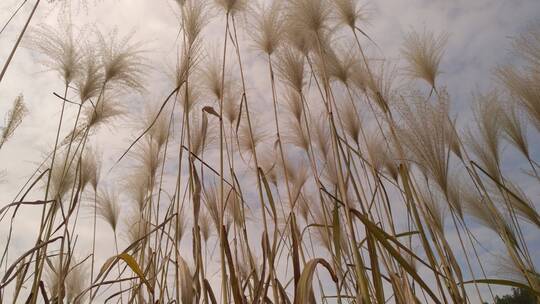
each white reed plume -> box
[82,98,124,130]
[466,91,503,181]
[214,0,247,15]
[143,103,171,149]
[182,0,209,47]
[179,85,202,113]
[125,212,149,245]
[248,0,285,55]
[283,89,303,123]
[133,137,163,184]
[397,94,456,208]
[497,66,540,131]
[97,29,147,90]
[333,0,370,30]
[286,0,331,41]
[0,94,27,150]
[365,62,395,113]
[96,186,121,231]
[200,49,230,101]
[124,168,150,212]
[46,153,75,202]
[364,132,398,180]
[75,47,104,103]
[190,111,210,156]
[222,84,242,124]
[285,117,309,152]
[81,147,101,191]
[238,115,267,156]
[339,101,361,144]
[26,23,82,85]
[177,255,195,304]
[275,47,306,93]
[199,210,214,243]
[500,101,530,159]
[512,23,540,69]
[401,30,448,89]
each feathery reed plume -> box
[96,186,121,231]
[283,89,303,123]
[418,186,446,235]
[275,48,306,93]
[339,101,361,144]
[97,29,147,90]
[190,111,210,156]
[466,91,503,181]
[81,147,101,191]
[177,256,195,304]
[496,66,540,131]
[317,42,357,85]
[401,30,448,88]
[182,0,208,47]
[173,43,201,90]
[203,182,232,230]
[180,85,202,113]
[177,212,188,243]
[238,115,266,156]
[286,0,331,40]
[199,210,214,243]
[397,94,457,210]
[75,47,104,103]
[512,23,540,69]
[364,132,398,180]
[248,1,284,55]
[133,137,163,183]
[365,62,395,112]
[222,85,242,124]
[143,103,170,149]
[491,181,540,228]
[200,49,230,100]
[313,115,330,157]
[46,153,75,202]
[500,101,530,159]
[214,0,247,14]
[285,117,310,152]
[124,169,150,212]
[125,212,149,245]
[282,157,309,205]
[26,23,82,85]
[0,94,27,150]
[333,0,370,30]
[65,259,88,303]
[82,98,124,130]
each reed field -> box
[0,0,539,303]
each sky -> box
[0,0,539,303]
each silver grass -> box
[82,99,124,130]
[248,0,285,55]
[497,66,540,131]
[143,104,170,149]
[125,213,149,245]
[401,30,448,88]
[96,186,121,231]
[199,210,214,243]
[339,101,361,144]
[285,117,309,152]
[397,95,454,203]
[365,62,395,113]
[275,47,306,93]
[283,89,303,123]
[490,181,540,228]
[81,147,101,191]
[0,95,27,149]
[222,84,242,124]
[97,29,147,90]
[47,153,75,202]
[512,24,540,70]
[333,0,369,29]
[200,50,230,101]
[286,0,331,40]
[124,169,150,212]
[214,0,247,14]
[65,259,88,303]
[238,115,266,156]
[190,111,210,156]
[203,182,232,230]
[313,115,330,158]
[501,101,530,159]
[177,256,194,304]
[364,132,398,180]
[133,137,163,183]
[27,23,82,85]
[180,85,202,113]
[182,0,208,47]
[75,47,104,103]
[466,91,503,181]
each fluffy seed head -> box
[401,30,448,88]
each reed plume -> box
[401,30,448,89]
[0,94,27,150]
